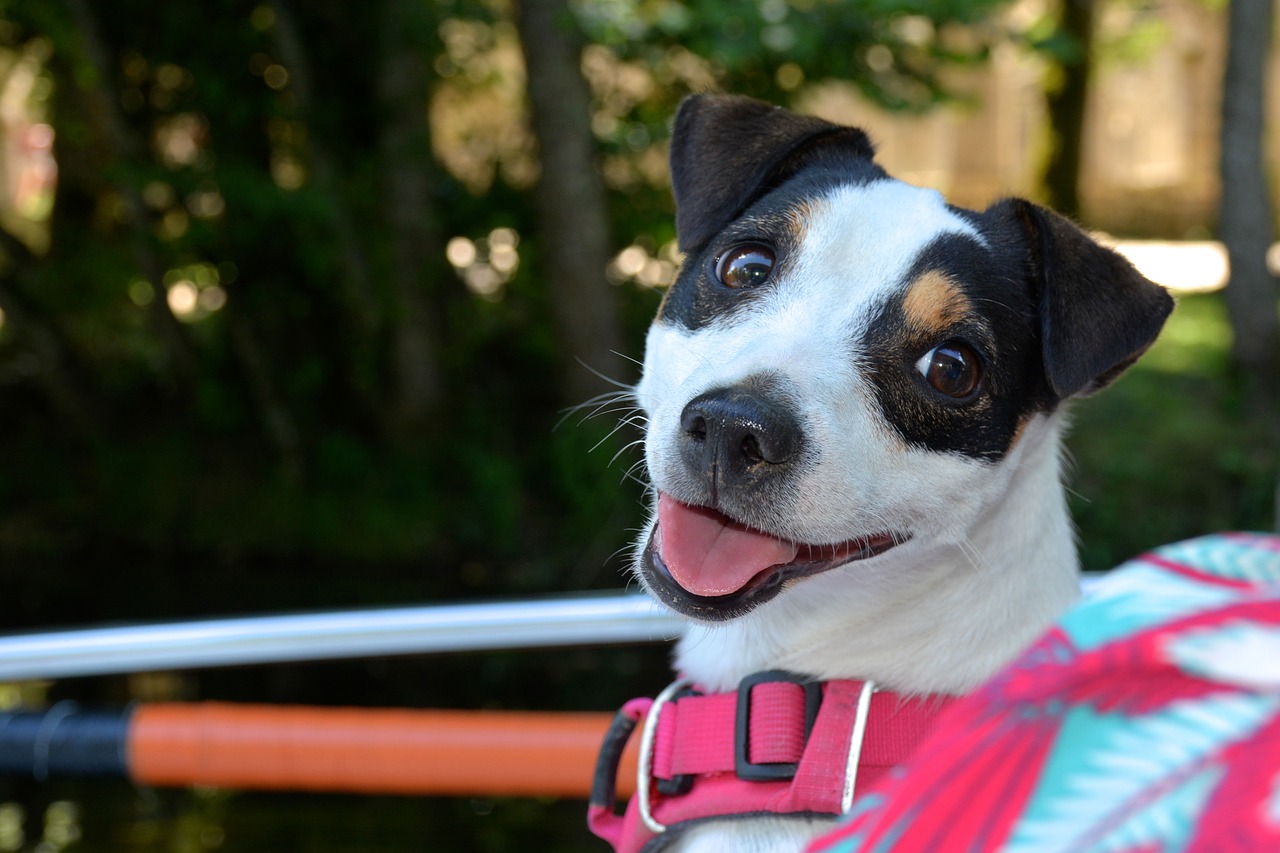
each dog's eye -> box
[715,244,775,289]
[916,342,982,398]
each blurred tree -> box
[0,0,1092,642]
[1218,0,1280,533]
[574,0,1010,118]
[3,0,1221,615]
[0,229,101,438]
[1218,0,1280,398]
[515,0,627,402]
[65,0,202,393]
[377,0,448,437]
[2,0,1274,848]
[1040,0,1093,218]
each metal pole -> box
[0,702,641,799]
[0,592,683,681]
[0,579,1104,682]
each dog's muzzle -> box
[640,514,902,621]
[641,386,905,621]
[678,386,803,495]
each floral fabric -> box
[806,533,1280,853]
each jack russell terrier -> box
[589,94,1173,853]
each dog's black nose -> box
[680,388,802,485]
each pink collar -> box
[589,671,956,853]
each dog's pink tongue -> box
[657,494,800,597]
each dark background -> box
[0,0,1276,849]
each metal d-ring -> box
[840,679,877,813]
[636,676,694,835]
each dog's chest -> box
[670,816,834,852]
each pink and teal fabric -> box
[806,532,1280,853]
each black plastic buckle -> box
[734,670,823,782]
[654,683,702,796]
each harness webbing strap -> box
[589,672,957,853]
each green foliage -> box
[576,0,1005,111]
[0,0,1268,715]
[1068,294,1277,572]
[0,1,1273,849]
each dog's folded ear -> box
[989,198,1174,400]
[669,94,876,254]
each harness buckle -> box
[734,670,823,782]
[636,677,695,835]
[840,679,877,812]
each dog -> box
[620,94,1173,852]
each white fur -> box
[673,816,837,852]
[631,180,1082,851]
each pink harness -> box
[589,671,956,852]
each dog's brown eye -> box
[916,342,981,398]
[715,244,775,289]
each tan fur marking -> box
[786,201,813,244]
[903,271,974,333]
[1009,413,1030,450]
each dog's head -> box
[633,94,1172,622]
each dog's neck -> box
[672,414,1081,696]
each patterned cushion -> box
[806,533,1280,853]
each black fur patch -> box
[659,95,1172,462]
[669,94,879,255]
[658,164,885,331]
[661,94,885,331]
[862,233,1054,461]
[989,199,1174,398]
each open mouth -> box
[640,493,905,620]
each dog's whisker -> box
[555,390,636,429]
[619,470,651,490]
[586,398,639,414]
[561,387,632,412]
[590,407,646,428]
[606,541,638,568]
[608,439,646,470]
[621,474,650,491]
[583,400,640,423]
[573,357,638,391]
[611,449,647,481]
[593,416,645,439]
[590,411,640,436]
[580,399,639,424]
[589,428,629,455]
[609,349,645,368]
[955,537,993,576]
[589,416,648,454]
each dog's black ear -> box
[990,198,1173,399]
[669,94,876,254]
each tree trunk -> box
[0,232,101,440]
[269,0,382,338]
[378,0,447,437]
[1042,0,1094,219]
[1219,0,1280,391]
[270,0,395,434]
[65,0,200,392]
[514,0,628,405]
[225,307,304,482]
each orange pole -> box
[129,703,639,799]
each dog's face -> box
[633,95,1172,622]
